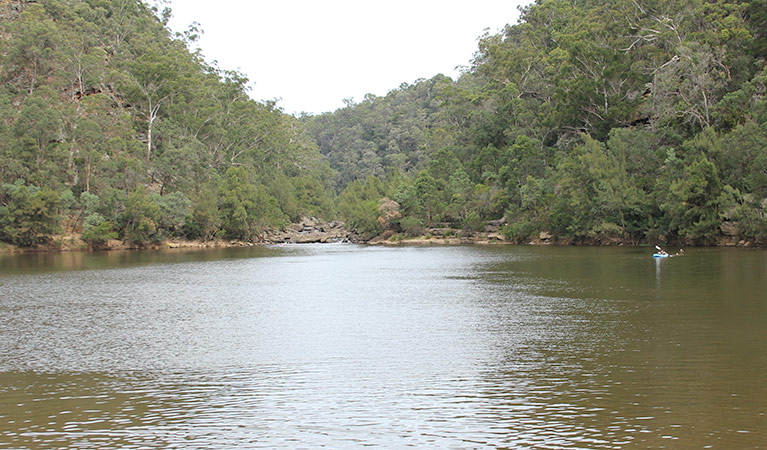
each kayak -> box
[653,253,670,258]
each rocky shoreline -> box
[0,217,761,254]
[0,217,359,254]
[261,217,355,244]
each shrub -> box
[399,216,425,236]
[81,214,117,249]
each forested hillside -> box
[313,0,767,245]
[2,0,767,248]
[0,0,335,247]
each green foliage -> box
[398,216,425,236]
[183,184,220,240]
[393,180,420,216]
[306,75,454,189]
[663,153,725,242]
[337,176,390,237]
[219,167,286,240]
[120,187,161,244]
[0,0,337,245]
[501,218,537,243]
[2,0,767,247]
[722,188,767,240]
[550,136,645,242]
[79,191,100,216]
[156,191,191,237]
[414,171,443,226]
[265,171,300,222]
[0,181,61,246]
[290,175,337,220]
[81,213,117,248]
[462,211,484,232]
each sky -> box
[166,1,526,115]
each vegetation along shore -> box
[1,0,766,252]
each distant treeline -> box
[1,0,766,248]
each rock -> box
[720,221,739,236]
[539,231,553,241]
[301,217,319,227]
[297,234,321,244]
[262,219,353,244]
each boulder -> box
[720,221,739,236]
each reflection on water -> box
[1,245,766,448]
[0,246,281,275]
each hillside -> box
[2,0,767,249]
[309,0,767,246]
[0,0,335,248]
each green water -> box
[1,244,765,448]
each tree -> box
[156,191,191,237]
[13,87,62,171]
[120,187,161,244]
[81,213,117,249]
[337,175,390,237]
[219,166,285,240]
[118,48,180,165]
[0,181,60,246]
[6,4,60,93]
[184,183,220,240]
[551,135,646,241]
[663,153,724,242]
[415,171,442,226]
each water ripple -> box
[1,245,766,448]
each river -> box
[1,244,765,448]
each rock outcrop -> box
[262,217,352,244]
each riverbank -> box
[368,227,762,247]
[0,217,357,254]
[1,219,761,253]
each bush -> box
[501,219,537,243]
[120,188,161,244]
[0,181,60,246]
[462,211,484,231]
[398,216,425,236]
[81,214,117,249]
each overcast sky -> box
[166,1,526,115]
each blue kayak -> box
[653,253,670,258]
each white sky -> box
[167,1,526,115]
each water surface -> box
[1,245,765,448]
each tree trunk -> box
[146,122,152,165]
[85,157,91,192]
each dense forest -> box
[0,0,335,248]
[1,0,766,248]
[310,0,767,245]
